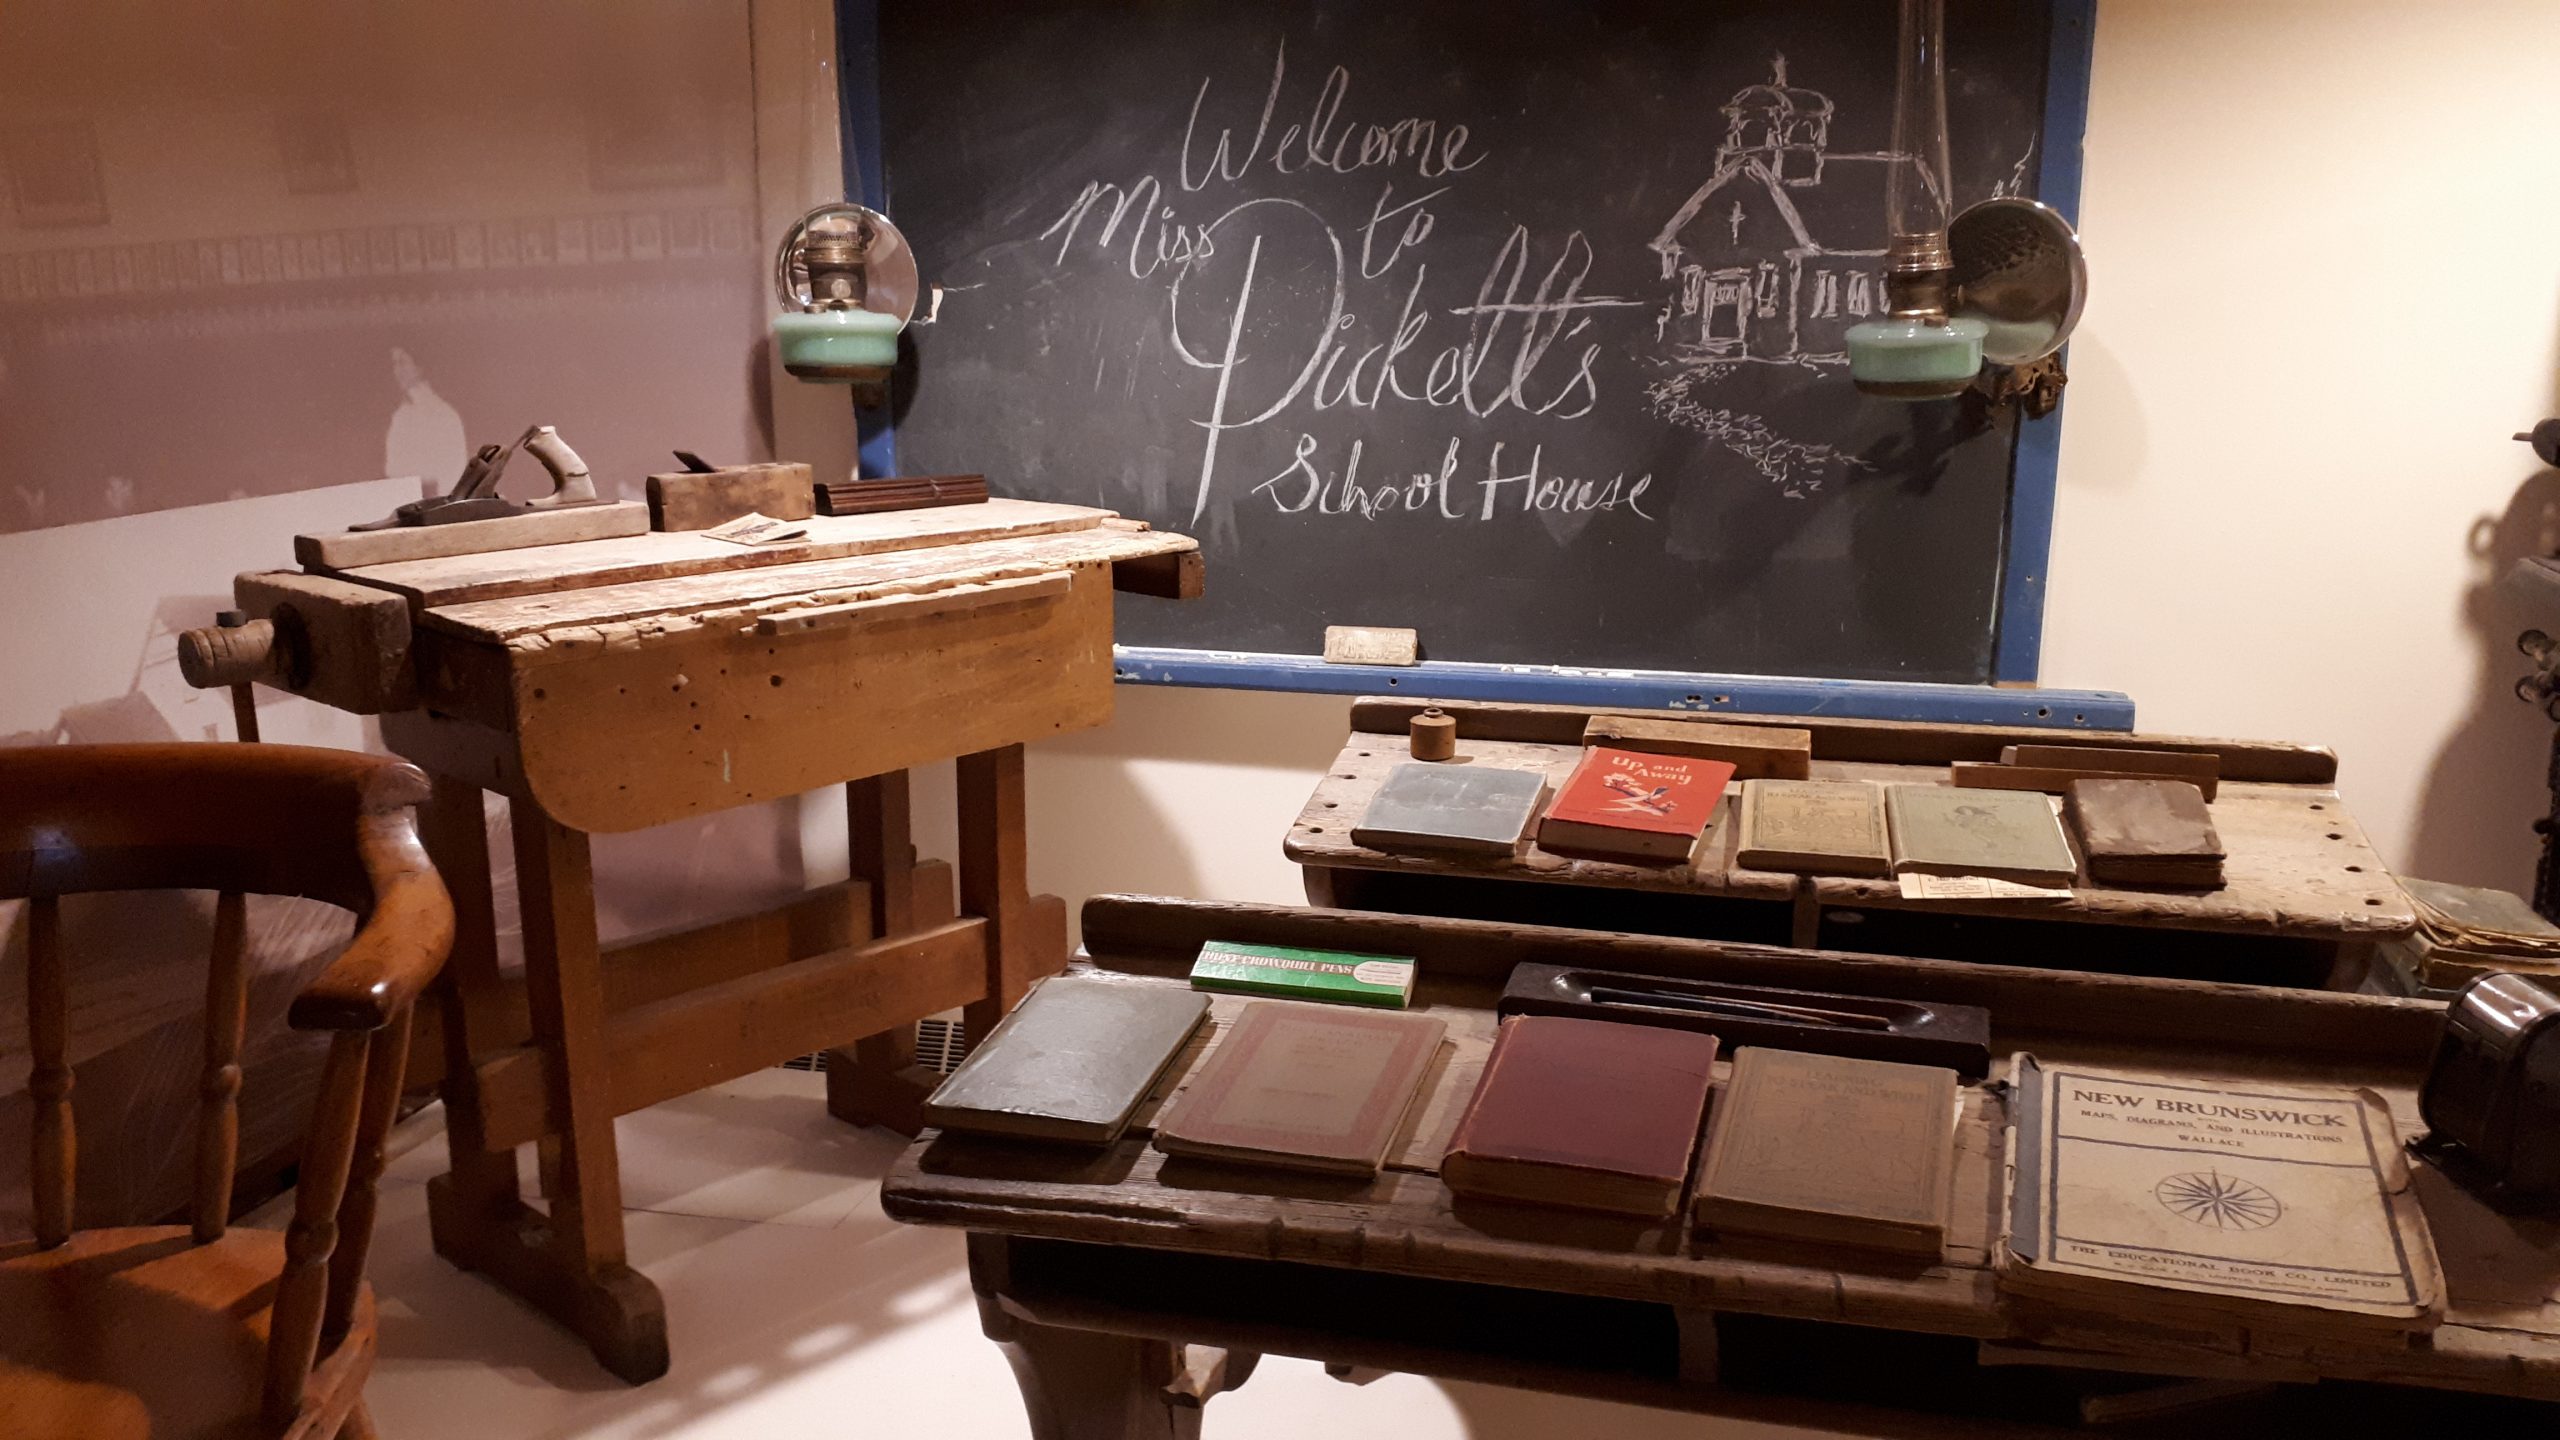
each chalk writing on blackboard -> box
[1036,39,1673,544]
[883,0,2056,680]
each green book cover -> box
[1188,940,1417,1008]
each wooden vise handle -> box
[754,571,1073,637]
[178,617,290,689]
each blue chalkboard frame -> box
[836,0,2127,730]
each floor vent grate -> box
[778,1016,972,1076]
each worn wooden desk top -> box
[292,499,1200,832]
[311,498,1194,648]
[1283,700,2414,944]
[884,897,2559,1401]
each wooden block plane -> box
[645,462,815,532]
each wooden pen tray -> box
[1497,961,1993,1077]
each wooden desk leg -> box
[828,772,930,1133]
[960,746,1040,1045]
[970,1235,1204,1440]
[425,791,667,1385]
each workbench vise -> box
[176,572,416,715]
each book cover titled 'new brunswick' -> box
[2001,1057,2442,1331]
[1536,747,1736,863]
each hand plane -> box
[353,424,602,530]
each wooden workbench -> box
[884,897,2560,1438]
[189,498,1199,1382]
[1288,699,2415,987]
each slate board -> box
[877,0,2062,683]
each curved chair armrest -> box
[289,807,456,1031]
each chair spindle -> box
[324,1004,414,1345]
[194,890,251,1243]
[28,894,73,1249]
[260,1030,369,1428]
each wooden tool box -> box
[180,497,1201,1382]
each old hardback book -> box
[1999,1056,2444,1332]
[921,977,1209,1146]
[1189,939,1416,1008]
[1733,779,1892,877]
[1694,1049,1957,1256]
[1152,1002,1447,1175]
[2391,877,2560,991]
[1352,763,1548,856]
[1580,715,1812,780]
[1885,785,2078,886]
[1535,747,1735,863]
[2068,778,2225,887]
[1440,1015,1718,1217]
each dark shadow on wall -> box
[1027,685,1354,944]
[2404,468,2560,895]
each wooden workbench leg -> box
[827,772,931,1133]
[427,793,667,1385]
[514,803,666,1381]
[970,1235,1205,1440]
[959,746,1045,1045]
[419,779,524,1228]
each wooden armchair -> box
[0,743,453,1440]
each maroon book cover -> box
[1153,1003,1448,1175]
[1441,1015,1719,1216]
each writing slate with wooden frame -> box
[840,0,2122,728]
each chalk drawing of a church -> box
[1648,56,1892,369]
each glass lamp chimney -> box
[1847,0,1985,399]
[1885,0,1953,270]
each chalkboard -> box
[872,0,2074,688]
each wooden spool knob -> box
[177,617,287,690]
[1408,707,1457,762]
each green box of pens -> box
[1188,940,1417,1008]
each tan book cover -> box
[1152,1002,1447,1176]
[2000,1057,2443,1332]
[1734,779,1893,876]
[1694,1049,1957,1256]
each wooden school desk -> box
[1288,699,2416,988]
[179,498,1200,1381]
[883,896,2560,1440]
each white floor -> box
[304,1070,1856,1440]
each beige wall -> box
[0,1,769,530]
[2044,0,2560,894]
[1008,0,2560,914]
